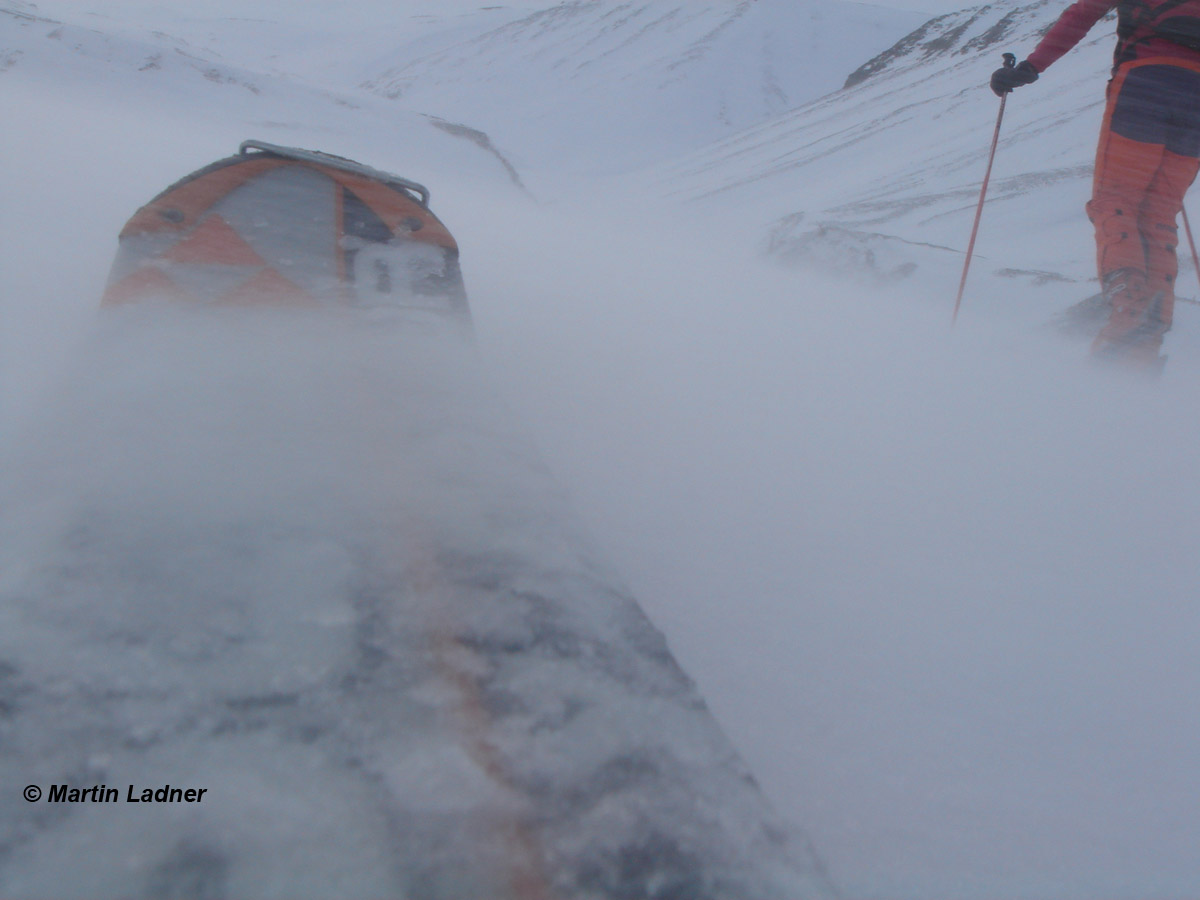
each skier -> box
[991,0,1200,366]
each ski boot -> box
[1090,269,1170,373]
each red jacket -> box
[1028,0,1200,71]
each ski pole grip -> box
[1002,52,1016,68]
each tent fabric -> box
[103,146,466,316]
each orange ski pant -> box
[1087,59,1200,335]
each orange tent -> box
[103,140,469,320]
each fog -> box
[10,182,1195,897]
[464,193,1200,898]
[3,5,1200,898]
[1,301,840,896]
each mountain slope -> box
[0,2,524,189]
[359,0,928,174]
[652,0,1122,304]
[22,0,544,86]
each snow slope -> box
[4,1,1200,899]
[356,0,929,174]
[0,308,834,899]
[25,0,546,89]
[653,0,1127,318]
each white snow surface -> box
[3,1,1200,898]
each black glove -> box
[990,59,1039,96]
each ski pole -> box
[953,53,1014,325]
[1182,203,1200,298]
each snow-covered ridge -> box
[358,0,928,173]
[843,0,1070,87]
[5,0,929,179]
[17,0,539,89]
[1,3,265,94]
[0,3,529,197]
